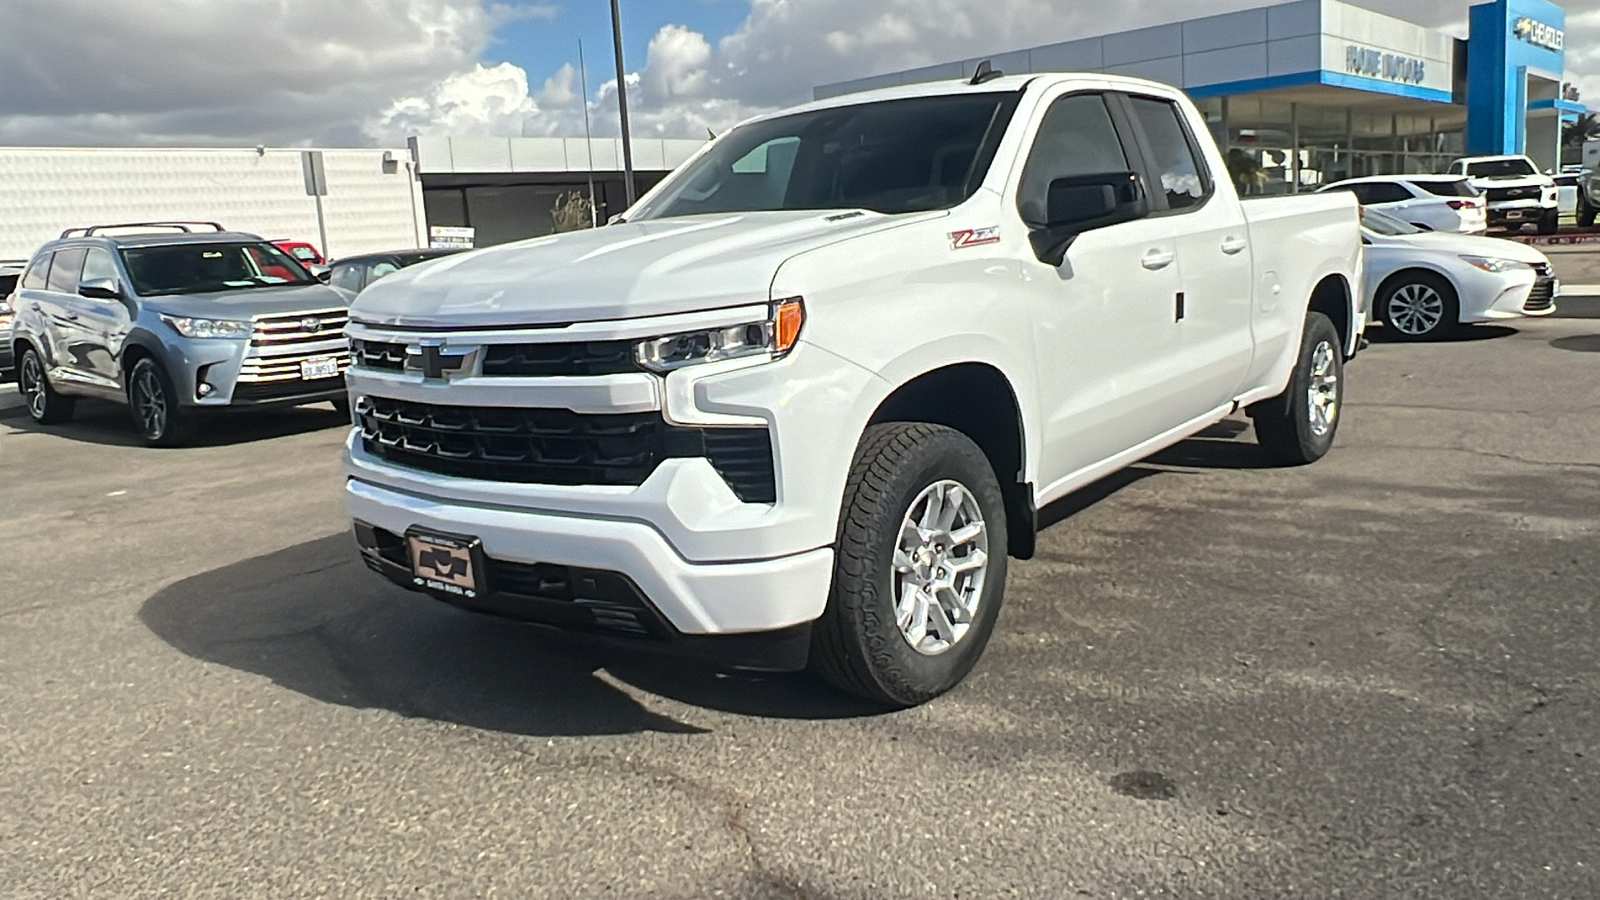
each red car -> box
[272,240,324,268]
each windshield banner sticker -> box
[949,227,1001,250]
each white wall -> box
[0,147,423,262]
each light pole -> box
[609,0,637,207]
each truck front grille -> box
[481,341,638,376]
[351,339,406,371]
[357,396,775,501]
[1486,186,1539,202]
[239,308,351,384]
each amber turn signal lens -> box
[773,298,804,353]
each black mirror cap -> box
[78,277,122,301]
[1028,171,1150,267]
[315,269,332,283]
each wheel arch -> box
[866,362,1036,559]
[118,330,169,390]
[1306,272,1358,357]
[1373,266,1461,324]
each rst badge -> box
[949,226,1001,250]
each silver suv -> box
[10,222,352,445]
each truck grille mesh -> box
[357,396,775,501]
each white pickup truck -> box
[342,72,1364,706]
[1447,155,1560,234]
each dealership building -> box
[816,0,1584,194]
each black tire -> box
[811,423,1009,707]
[1376,271,1459,341]
[1250,312,1345,467]
[17,347,75,424]
[1579,193,1596,228]
[127,358,194,447]
[1538,208,1559,235]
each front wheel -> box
[811,423,1009,708]
[1378,272,1458,341]
[18,347,76,425]
[1538,208,1559,235]
[1250,312,1344,467]
[128,358,194,447]
[1578,193,1596,228]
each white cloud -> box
[366,63,540,142]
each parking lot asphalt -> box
[2,310,1598,898]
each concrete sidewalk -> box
[0,383,21,414]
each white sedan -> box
[1321,175,1487,234]
[1362,208,1556,340]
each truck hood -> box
[350,210,921,329]
[1469,174,1554,188]
[145,283,351,318]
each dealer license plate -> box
[1506,210,1525,220]
[406,530,484,599]
[300,356,339,379]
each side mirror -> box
[315,269,332,283]
[1027,172,1149,267]
[78,277,123,301]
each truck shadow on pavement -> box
[139,533,884,737]
[2,397,347,447]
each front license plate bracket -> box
[405,528,487,600]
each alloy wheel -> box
[1306,340,1339,437]
[20,353,46,419]
[1387,283,1445,336]
[133,367,167,439]
[891,480,990,656]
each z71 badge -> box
[949,226,1001,249]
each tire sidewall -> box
[19,348,50,423]
[1289,314,1344,461]
[853,431,1009,703]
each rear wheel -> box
[811,423,1009,708]
[18,347,75,425]
[128,358,194,447]
[1250,312,1344,466]
[1538,208,1559,235]
[1378,271,1458,341]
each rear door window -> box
[22,254,52,290]
[46,248,88,294]
[1363,183,1414,205]
[1125,96,1211,211]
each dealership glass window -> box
[46,248,87,294]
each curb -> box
[0,383,22,415]
[1560,285,1600,298]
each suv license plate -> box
[1506,210,1525,220]
[406,530,484,599]
[301,357,339,379]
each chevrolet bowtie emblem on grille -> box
[405,340,479,380]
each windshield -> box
[1361,207,1424,236]
[1465,158,1536,178]
[629,93,1021,221]
[121,242,317,297]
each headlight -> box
[1459,255,1530,274]
[634,298,805,372]
[160,315,254,339]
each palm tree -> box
[1563,112,1600,148]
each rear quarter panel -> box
[1240,192,1363,396]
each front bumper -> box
[1486,200,1554,225]
[1456,267,1553,322]
[346,477,834,642]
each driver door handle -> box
[1141,249,1176,271]
[1221,236,1248,255]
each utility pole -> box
[578,40,598,227]
[609,0,636,207]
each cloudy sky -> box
[0,0,1597,148]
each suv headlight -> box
[1459,255,1530,274]
[161,315,254,339]
[634,298,805,372]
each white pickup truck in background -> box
[341,72,1364,706]
[1448,154,1560,234]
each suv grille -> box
[238,308,351,385]
[357,396,775,501]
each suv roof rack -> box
[60,221,227,239]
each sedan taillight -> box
[1446,200,1481,210]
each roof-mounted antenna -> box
[969,60,1003,85]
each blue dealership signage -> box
[1466,0,1571,155]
